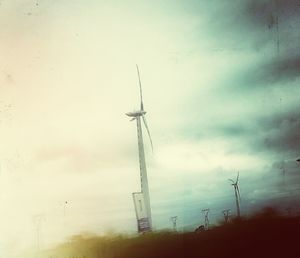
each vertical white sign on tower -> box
[132,192,151,233]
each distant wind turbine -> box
[229,172,241,218]
[127,65,153,233]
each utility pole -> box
[202,209,210,230]
[222,209,230,223]
[33,214,45,251]
[170,216,178,231]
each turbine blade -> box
[228,179,235,184]
[136,64,144,111]
[236,172,239,183]
[237,185,241,201]
[142,115,153,152]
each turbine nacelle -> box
[126,110,147,117]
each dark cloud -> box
[190,0,300,50]
[181,0,300,156]
[271,159,300,178]
[218,109,300,155]
[194,0,300,56]
[184,106,300,157]
[244,0,300,26]
[216,125,248,137]
[220,109,300,155]
[218,1,300,88]
[245,0,277,29]
[258,110,300,153]
[179,0,300,92]
[242,0,300,60]
[273,55,300,81]
[232,54,300,90]
[229,0,299,40]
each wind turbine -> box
[229,172,241,218]
[127,65,153,233]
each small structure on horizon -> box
[222,209,230,223]
[170,216,178,231]
[202,209,210,230]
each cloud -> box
[227,55,300,92]
[205,0,300,48]
[192,1,300,91]
[271,55,300,82]
[244,0,300,26]
[256,109,300,153]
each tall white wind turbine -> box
[229,172,241,218]
[126,65,153,233]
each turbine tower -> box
[229,172,241,218]
[127,65,153,233]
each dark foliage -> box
[45,210,300,258]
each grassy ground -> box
[40,208,300,258]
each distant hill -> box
[36,208,299,258]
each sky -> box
[0,0,300,257]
